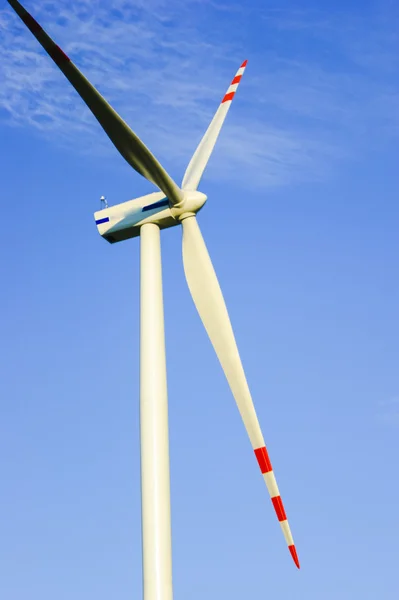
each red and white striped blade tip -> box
[254,447,300,569]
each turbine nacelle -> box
[94,189,207,243]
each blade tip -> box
[241,59,248,68]
[288,545,300,569]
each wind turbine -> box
[7,1,300,597]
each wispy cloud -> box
[0,0,398,188]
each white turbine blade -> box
[181,60,248,191]
[7,0,183,207]
[181,215,300,569]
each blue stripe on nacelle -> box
[142,198,169,212]
[96,217,110,225]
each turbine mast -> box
[140,223,173,600]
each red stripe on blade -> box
[221,91,235,103]
[231,75,242,85]
[241,59,248,68]
[289,545,300,569]
[23,13,42,34]
[271,495,287,522]
[50,45,71,66]
[254,446,272,473]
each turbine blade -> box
[181,60,248,191]
[6,0,183,206]
[181,215,299,569]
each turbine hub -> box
[171,190,207,220]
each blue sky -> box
[1,0,398,598]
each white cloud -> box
[0,0,398,189]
